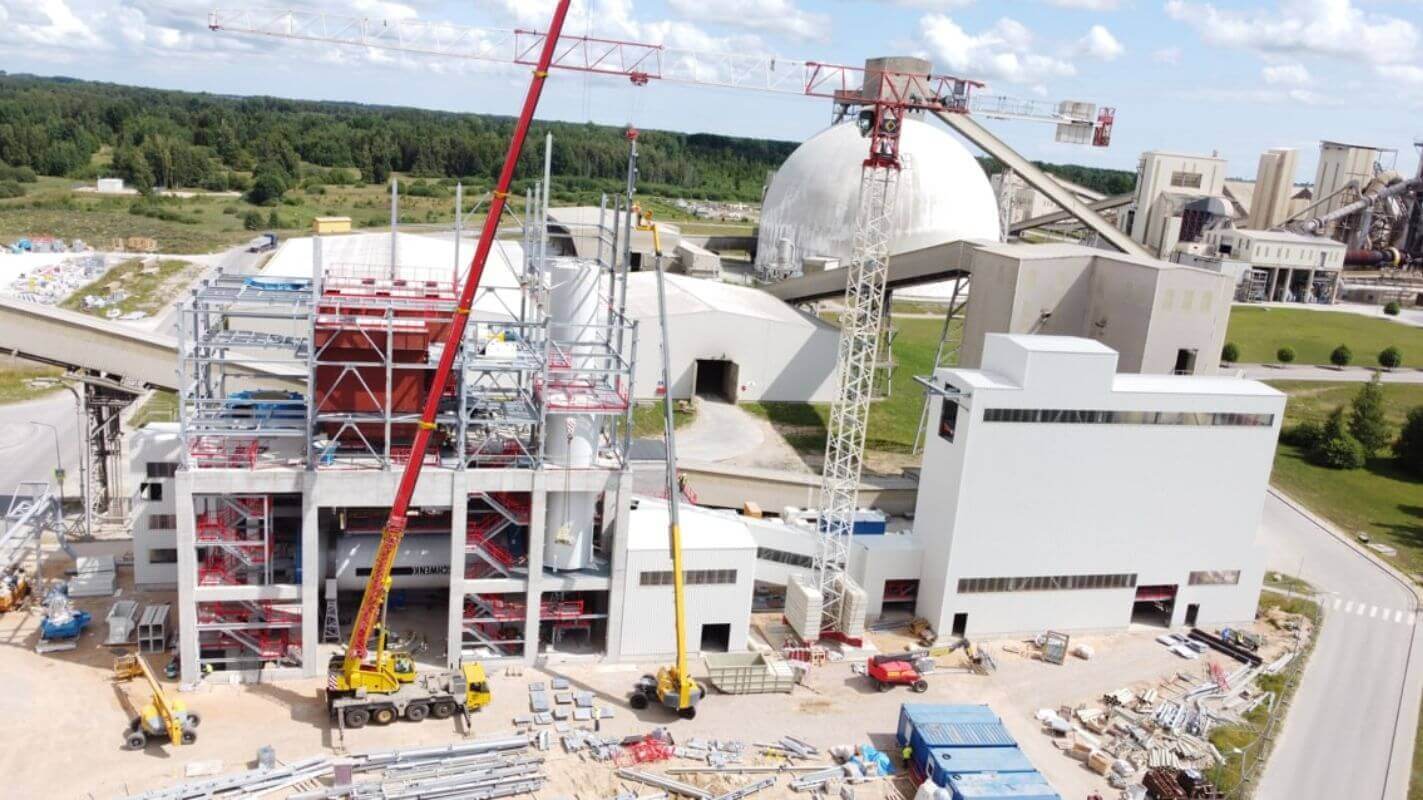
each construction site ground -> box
[0,543,1302,800]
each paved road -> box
[1255,490,1423,799]
[0,392,82,504]
[675,396,766,462]
[1233,364,1423,383]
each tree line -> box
[0,72,1137,206]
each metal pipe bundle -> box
[1295,178,1422,235]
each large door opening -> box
[951,612,968,637]
[694,359,739,402]
[1132,585,1177,627]
[699,623,731,652]
[1184,603,1200,627]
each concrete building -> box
[130,422,182,587]
[913,334,1283,637]
[1314,141,1383,219]
[1248,148,1299,230]
[1121,151,1230,256]
[755,119,1000,280]
[958,242,1234,376]
[622,273,839,403]
[1186,228,1345,303]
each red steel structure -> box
[339,0,574,677]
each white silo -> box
[755,118,1000,291]
[544,257,603,571]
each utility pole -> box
[29,420,66,531]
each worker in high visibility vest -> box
[901,745,913,768]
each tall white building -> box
[1122,151,1230,256]
[913,334,1283,637]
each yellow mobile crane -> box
[114,653,201,750]
[627,200,704,719]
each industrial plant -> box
[0,3,1419,800]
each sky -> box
[1,0,1421,182]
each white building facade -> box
[913,334,1283,637]
[130,422,182,587]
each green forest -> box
[0,72,1136,205]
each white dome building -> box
[756,118,1000,293]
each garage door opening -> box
[699,623,731,652]
[694,359,739,402]
[1132,585,1176,628]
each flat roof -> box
[1112,373,1285,398]
[928,746,1037,775]
[998,334,1115,355]
[625,273,834,329]
[627,499,755,552]
[1226,228,1346,248]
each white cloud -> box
[1261,63,1310,84]
[1164,0,1418,65]
[1152,47,1181,63]
[1076,24,1123,60]
[1046,0,1121,9]
[885,0,977,7]
[668,0,829,41]
[1377,64,1423,84]
[919,14,1077,84]
[0,0,103,50]
[1185,86,1340,106]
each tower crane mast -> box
[210,7,1113,642]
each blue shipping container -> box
[926,747,1037,787]
[950,771,1060,800]
[897,704,1001,747]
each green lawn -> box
[743,315,955,456]
[631,400,695,439]
[59,257,198,318]
[1227,306,1423,366]
[1266,380,1423,574]
[0,362,63,405]
[129,390,178,428]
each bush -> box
[1280,421,1324,449]
[1379,346,1403,369]
[1276,346,1296,364]
[1309,406,1367,469]
[1384,301,1401,316]
[1397,407,1423,476]
[0,181,24,199]
[267,210,281,229]
[1221,342,1240,363]
[1330,344,1352,368]
[1349,375,1391,456]
[241,210,263,231]
[0,163,37,183]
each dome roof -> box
[756,118,1000,271]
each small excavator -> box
[114,652,201,750]
[626,203,704,720]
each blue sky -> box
[1,0,1421,181]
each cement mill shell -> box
[755,118,1000,271]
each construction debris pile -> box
[0,253,111,305]
[1034,623,1308,797]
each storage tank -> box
[332,535,450,591]
[544,257,602,571]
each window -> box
[757,548,814,569]
[640,569,738,586]
[1170,171,1204,189]
[148,514,176,531]
[1188,570,1241,586]
[140,481,163,502]
[149,548,178,564]
[982,408,1274,427]
[938,399,959,443]
[958,573,1137,594]
[146,462,179,478]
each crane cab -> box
[462,662,492,711]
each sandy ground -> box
[0,540,1251,800]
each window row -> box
[148,514,176,531]
[982,408,1274,427]
[146,462,179,478]
[756,547,815,569]
[958,573,1137,594]
[640,569,738,587]
[1188,570,1241,586]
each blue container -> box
[950,771,1060,800]
[852,510,888,535]
[925,747,1036,786]
[898,704,1004,747]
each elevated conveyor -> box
[1009,192,1133,234]
[765,240,980,304]
[0,297,301,390]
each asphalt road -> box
[1256,490,1423,799]
[0,391,83,505]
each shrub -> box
[0,181,24,199]
[1397,407,1423,476]
[1280,420,1324,449]
[1276,346,1296,364]
[1384,301,1401,316]
[1330,344,1352,368]
[241,210,263,231]
[1221,342,1240,363]
[0,163,37,183]
[1309,406,1367,469]
[267,210,281,229]
[1379,346,1403,369]
[1349,375,1391,456]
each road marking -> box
[1396,610,1405,623]
[1345,601,1356,613]
[1370,605,1379,618]
[1333,597,1343,610]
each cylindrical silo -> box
[544,257,602,571]
[332,535,450,591]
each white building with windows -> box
[912,334,1283,637]
[129,422,183,587]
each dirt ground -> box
[0,541,1253,800]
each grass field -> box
[58,257,198,318]
[0,362,63,405]
[1227,307,1423,366]
[129,390,178,428]
[631,400,695,439]
[744,315,956,457]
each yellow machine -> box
[626,203,704,719]
[0,568,30,613]
[114,653,201,750]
